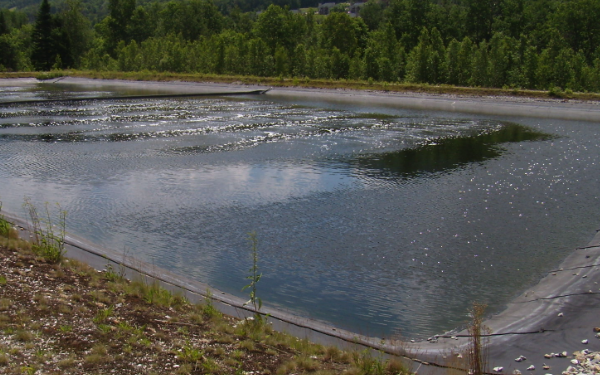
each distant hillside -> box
[0,0,108,22]
[0,0,313,22]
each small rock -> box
[570,360,579,365]
[543,364,550,370]
[516,355,528,362]
[545,354,553,359]
[513,370,522,375]
[493,366,504,372]
[561,352,568,358]
[457,353,463,358]
[593,327,600,332]
[582,339,589,344]
[527,365,535,371]
[558,312,564,317]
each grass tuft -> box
[57,354,77,368]
[15,330,34,342]
[0,353,8,366]
[23,198,67,264]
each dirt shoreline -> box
[2,77,600,372]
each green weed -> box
[58,325,72,333]
[93,306,114,324]
[103,264,122,282]
[467,303,489,375]
[201,288,220,319]
[242,231,265,324]
[202,357,220,372]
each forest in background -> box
[1,0,600,92]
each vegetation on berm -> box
[1,0,600,93]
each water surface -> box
[1,82,598,339]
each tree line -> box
[2,0,600,92]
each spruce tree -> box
[31,0,55,71]
[0,11,9,35]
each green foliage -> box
[360,0,384,31]
[253,4,301,53]
[60,0,93,67]
[28,0,86,70]
[3,0,600,92]
[23,198,67,264]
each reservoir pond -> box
[1,82,599,339]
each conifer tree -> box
[0,11,8,35]
[31,0,55,71]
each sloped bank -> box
[4,207,600,374]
